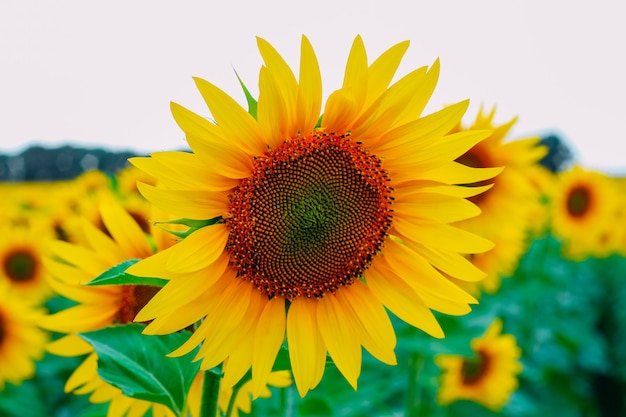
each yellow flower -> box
[40,200,168,417]
[0,280,48,388]
[128,35,499,397]
[550,165,619,259]
[217,370,292,417]
[435,319,522,411]
[453,107,547,294]
[0,223,53,302]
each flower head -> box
[128,35,499,396]
[40,199,168,416]
[550,165,619,259]
[435,319,523,411]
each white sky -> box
[1,1,625,174]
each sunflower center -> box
[566,185,591,217]
[3,249,38,283]
[116,285,160,324]
[227,131,393,299]
[461,350,490,385]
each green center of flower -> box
[227,131,393,299]
[461,350,490,385]
[566,185,591,218]
[116,285,160,324]
[3,249,38,283]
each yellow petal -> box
[257,66,288,149]
[100,201,153,259]
[334,282,397,365]
[364,40,410,109]
[251,297,286,396]
[131,152,238,192]
[40,304,117,333]
[366,263,443,338]
[171,102,254,179]
[65,353,98,393]
[392,219,494,253]
[352,66,428,141]
[382,239,477,304]
[296,35,322,134]
[137,182,228,220]
[376,100,469,153]
[46,334,93,357]
[135,253,229,324]
[287,297,327,397]
[317,294,362,389]
[342,35,368,110]
[407,242,486,282]
[193,77,266,156]
[417,162,503,185]
[125,243,173,278]
[393,192,481,223]
[165,224,228,273]
[322,88,359,133]
[79,219,124,265]
[47,240,110,277]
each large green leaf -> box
[79,324,200,415]
[85,259,167,287]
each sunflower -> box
[40,199,170,417]
[0,223,53,302]
[550,165,619,259]
[435,318,522,411]
[127,35,499,396]
[0,279,48,388]
[452,107,547,294]
[217,370,292,417]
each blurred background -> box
[1,2,625,417]
[1,0,625,174]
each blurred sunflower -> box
[128,35,500,396]
[40,200,168,417]
[452,107,547,294]
[0,224,52,302]
[550,165,619,259]
[216,370,292,417]
[435,318,522,411]
[0,280,48,388]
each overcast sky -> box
[1,1,624,174]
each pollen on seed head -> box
[226,131,393,299]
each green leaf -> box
[79,324,200,415]
[85,259,167,287]
[235,70,258,119]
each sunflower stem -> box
[405,351,424,417]
[224,383,242,417]
[200,366,222,417]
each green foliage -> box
[79,324,200,416]
[86,259,167,287]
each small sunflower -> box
[0,224,53,302]
[0,280,48,388]
[128,35,499,396]
[40,200,168,417]
[435,318,522,411]
[453,107,547,294]
[550,165,619,259]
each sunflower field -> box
[1,37,625,417]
